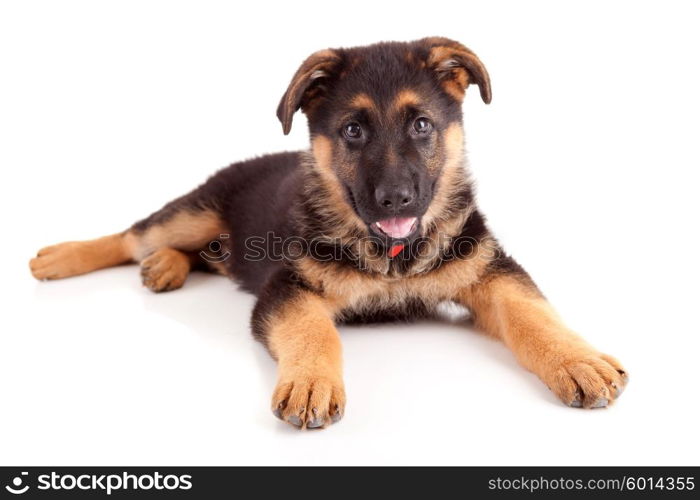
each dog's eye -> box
[343,122,363,140]
[413,117,432,134]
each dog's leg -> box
[252,270,345,429]
[128,205,227,292]
[30,194,227,292]
[457,257,628,408]
[30,232,137,281]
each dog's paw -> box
[140,248,190,293]
[271,372,346,429]
[543,350,628,409]
[30,242,88,280]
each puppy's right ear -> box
[277,49,341,135]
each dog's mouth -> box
[370,217,419,239]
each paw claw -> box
[271,376,345,430]
[547,351,627,410]
[611,382,625,398]
[287,415,303,427]
[590,398,609,409]
[306,418,324,429]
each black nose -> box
[374,184,416,212]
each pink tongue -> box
[377,217,416,239]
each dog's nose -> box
[374,184,416,212]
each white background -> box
[1,0,698,466]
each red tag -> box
[388,244,405,258]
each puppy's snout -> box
[374,183,416,212]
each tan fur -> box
[350,93,376,111]
[423,123,469,224]
[312,134,334,174]
[30,209,225,282]
[428,46,468,100]
[295,236,495,314]
[308,139,366,236]
[457,275,628,408]
[268,291,345,428]
[391,89,421,111]
[312,134,355,184]
[442,79,467,101]
[133,209,225,260]
[140,248,193,292]
[30,232,136,280]
[424,39,491,104]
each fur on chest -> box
[294,237,495,317]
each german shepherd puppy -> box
[30,37,627,429]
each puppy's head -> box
[278,37,491,243]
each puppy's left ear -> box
[421,37,492,104]
[277,49,341,135]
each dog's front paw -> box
[140,248,190,292]
[271,370,346,429]
[541,348,628,409]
